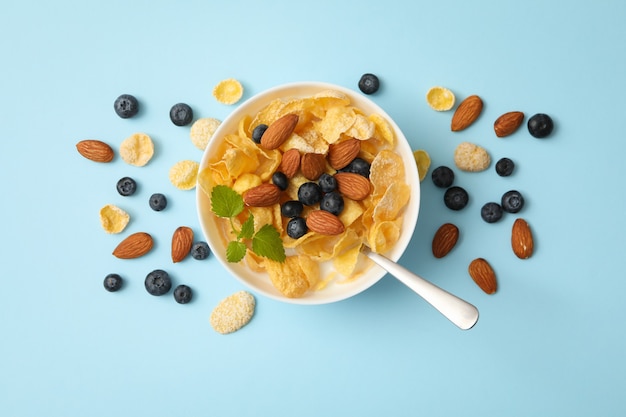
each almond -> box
[112,232,154,259]
[451,95,483,131]
[306,210,345,235]
[334,172,371,201]
[494,111,524,137]
[300,153,326,180]
[243,183,281,207]
[280,148,301,178]
[76,139,114,162]
[431,223,459,258]
[328,138,361,170]
[511,218,534,259]
[171,226,193,263]
[468,258,497,294]
[260,113,299,150]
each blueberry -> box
[169,103,193,126]
[190,241,210,260]
[287,217,308,239]
[481,202,504,223]
[251,124,268,144]
[173,285,193,304]
[340,157,370,178]
[298,182,322,206]
[144,269,172,296]
[358,73,380,95]
[444,186,469,210]
[114,94,139,119]
[495,158,515,177]
[149,193,167,211]
[431,166,455,188]
[103,273,123,292]
[527,113,554,138]
[318,173,337,193]
[501,190,525,213]
[281,200,304,218]
[272,172,289,191]
[320,191,344,216]
[116,176,137,196]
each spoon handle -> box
[365,249,479,330]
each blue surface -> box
[1,1,625,416]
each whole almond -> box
[432,223,459,258]
[76,139,114,162]
[328,138,361,170]
[280,148,301,178]
[113,232,154,259]
[334,172,371,201]
[451,95,483,131]
[301,153,326,180]
[260,113,299,150]
[243,183,281,207]
[306,210,345,235]
[171,226,194,263]
[511,218,534,259]
[494,111,524,137]
[468,258,497,294]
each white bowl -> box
[196,82,420,305]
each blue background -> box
[1,1,625,416]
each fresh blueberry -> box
[495,158,515,177]
[144,269,171,296]
[287,217,308,239]
[116,176,137,196]
[149,193,167,211]
[173,285,193,304]
[358,73,380,95]
[444,186,469,210]
[190,241,210,260]
[169,103,193,126]
[340,157,370,178]
[481,202,504,223]
[114,94,139,119]
[251,124,268,144]
[320,191,344,216]
[527,113,554,138]
[318,173,337,193]
[501,190,525,213]
[103,273,123,292]
[431,166,455,188]
[272,172,289,191]
[298,182,322,206]
[281,200,304,218]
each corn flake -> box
[119,133,154,166]
[370,149,405,198]
[213,78,244,105]
[169,160,199,190]
[99,204,130,234]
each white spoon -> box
[362,246,479,330]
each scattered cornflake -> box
[119,132,154,166]
[169,160,200,190]
[213,78,244,105]
[99,204,130,234]
[190,117,221,150]
[210,291,256,335]
[413,149,431,182]
[426,86,455,111]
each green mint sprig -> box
[210,185,286,263]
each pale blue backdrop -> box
[1,1,625,416]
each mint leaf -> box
[226,241,247,263]
[239,214,255,240]
[252,224,286,262]
[211,185,244,218]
